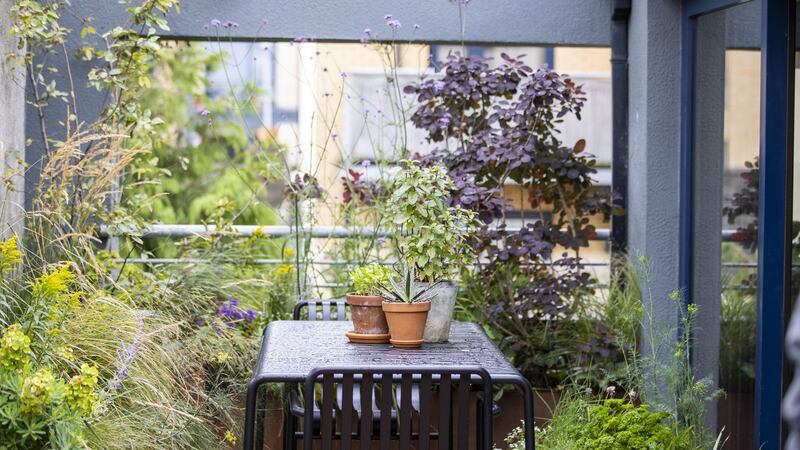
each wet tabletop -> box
[252,321,521,382]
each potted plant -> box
[379,262,438,348]
[384,160,478,342]
[345,264,391,343]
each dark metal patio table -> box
[243,320,534,450]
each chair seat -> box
[288,385,398,434]
[288,382,501,423]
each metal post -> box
[755,0,795,447]
[610,0,630,255]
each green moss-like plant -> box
[574,399,678,449]
[349,264,391,296]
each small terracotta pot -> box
[345,294,389,341]
[382,301,431,348]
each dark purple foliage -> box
[405,53,621,385]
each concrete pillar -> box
[0,0,25,239]
[627,0,683,398]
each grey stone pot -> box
[422,281,458,342]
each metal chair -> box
[284,300,409,449]
[287,299,381,450]
[292,299,347,321]
[281,299,501,450]
[302,366,494,450]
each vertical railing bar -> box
[457,373,470,450]
[439,373,452,450]
[321,373,334,450]
[380,373,392,450]
[399,373,412,449]
[360,373,373,450]
[341,373,353,448]
[419,373,431,450]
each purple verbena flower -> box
[361,159,372,168]
[433,81,445,93]
[377,236,387,245]
[200,109,210,117]
[340,71,348,78]
[209,19,221,27]
[438,114,451,129]
[222,20,239,29]
[386,19,401,30]
[414,24,420,30]
[360,28,373,45]
[108,312,147,390]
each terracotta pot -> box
[382,301,431,348]
[345,294,390,343]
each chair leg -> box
[283,411,296,450]
[476,396,485,450]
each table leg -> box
[244,380,261,450]
[510,376,535,450]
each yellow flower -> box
[224,430,237,445]
[284,248,294,258]
[67,291,85,307]
[56,345,74,362]
[20,368,56,415]
[0,236,22,271]
[212,351,229,364]
[64,364,100,415]
[275,264,294,276]
[0,323,31,371]
[32,265,74,298]
[251,227,267,239]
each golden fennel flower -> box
[0,236,22,271]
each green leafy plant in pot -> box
[384,160,478,342]
[345,264,392,344]
[379,261,439,348]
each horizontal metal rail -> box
[111,257,617,267]
[100,224,612,240]
[105,226,768,273]
[100,224,748,242]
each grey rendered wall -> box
[627,0,683,398]
[0,0,25,238]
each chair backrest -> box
[303,366,493,450]
[292,299,347,321]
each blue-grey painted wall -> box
[626,0,683,400]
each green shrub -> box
[574,399,679,449]
[384,161,478,282]
[535,396,692,450]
